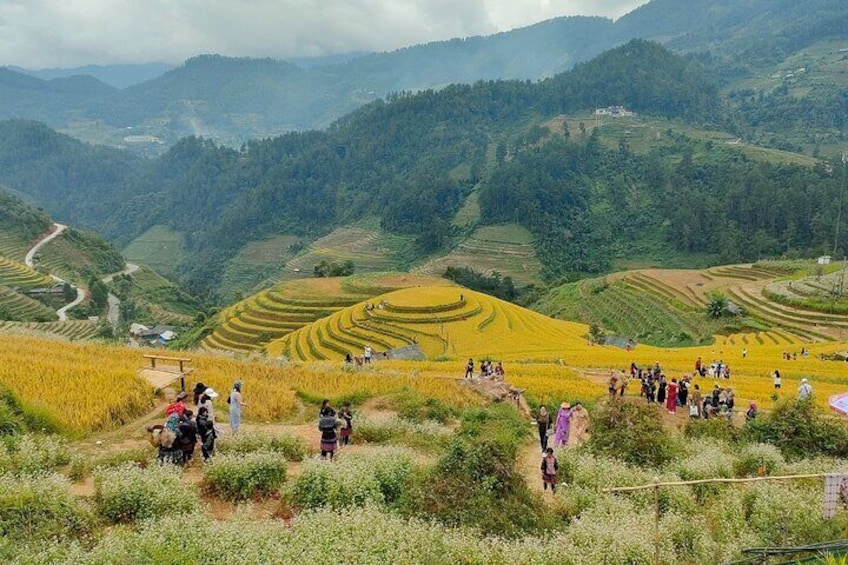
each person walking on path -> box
[318,405,339,460]
[798,378,813,401]
[535,406,552,453]
[364,345,372,364]
[465,358,474,379]
[773,370,781,390]
[554,402,573,448]
[541,448,559,494]
[571,403,590,445]
[666,379,679,414]
[228,380,247,435]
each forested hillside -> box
[0,40,843,301]
[0,0,843,150]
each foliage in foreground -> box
[202,451,287,501]
[744,399,848,460]
[0,473,94,542]
[285,447,415,510]
[94,463,199,523]
[403,404,554,537]
[589,397,679,467]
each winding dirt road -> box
[25,223,85,321]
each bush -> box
[589,398,680,467]
[684,418,739,443]
[742,482,848,546]
[0,434,71,475]
[216,431,308,461]
[732,443,784,477]
[94,463,198,523]
[0,473,94,541]
[286,448,414,510]
[355,416,450,448]
[203,451,287,501]
[743,400,848,459]
[69,446,154,480]
[396,394,454,424]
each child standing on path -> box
[339,403,353,447]
[541,448,559,494]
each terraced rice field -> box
[535,279,719,346]
[203,274,450,353]
[0,285,57,321]
[0,320,97,340]
[0,231,29,262]
[544,264,847,346]
[414,224,542,285]
[267,287,590,361]
[0,256,54,289]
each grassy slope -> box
[122,224,185,276]
[414,224,543,286]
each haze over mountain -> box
[0,0,843,151]
[0,39,844,302]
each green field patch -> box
[122,225,185,276]
[414,223,542,286]
[219,234,301,300]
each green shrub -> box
[732,443,784,477]
[286,448,414,510]
[94,463,198,523]
[0,434,71,475]
[684,417,739,443]
[203,451,287,501]
[0,401,21,436]
[0,473,94,541]
[355,416,450,448]
[742,482,848,546]
[216,430,308,461]
[396,394,454,424]
[69,446,155,480]
[589,398,680,467]
[743,400,848,459]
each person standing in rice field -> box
[541,448,559,494]
[228,380,247,435]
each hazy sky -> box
[0,0,647,69]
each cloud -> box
[0,0,647,68]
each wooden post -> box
[653,476,661,565]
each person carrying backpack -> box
[318,402,338,461]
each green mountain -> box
[0,40,842,301]
[0,0,842,151]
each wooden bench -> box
[140,355,193,392]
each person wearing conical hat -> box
[554,401,573,447]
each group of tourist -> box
[147,380,247,465]
[534,401,590,453]
[693,357,731,379]
[344,345,374,366]
[318,399,353,461]
[464,358,505,379]
[534,401,589,494]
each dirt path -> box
[24,222,86,321]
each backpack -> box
[318,415,337,431]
